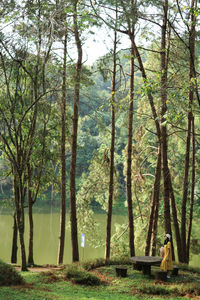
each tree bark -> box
[145,146,161,256]
[186,116,195,263]
[126,33,135,257]
[14,173,27,271]
[105,29,117,260]
[27,163,34,266]
[181,0,196,263]
[160,0,172,237]
[181,114,192,261]
[58,32,67,265]
[168,173,183,262]
[11,213,18,264]
[70,0,82,262]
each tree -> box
[180,0,197,263]
[69,0,83,262]
[105,9,117,260]
[0,0,57,270]
[55,0,69,265]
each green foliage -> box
[1,262,200,299]
[110,223,129,258]
[137,283,170,295]
[178,263,200,274]
[177,283,200,296]
[64,265,101,286]
[0,260,24,286]
[80,258,107,270]
[80,257,131,271]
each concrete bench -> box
[172,266,179,276]
[131,256,162,276]
[115,266,128,277]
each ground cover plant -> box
[0,260,200,299]
[0,260,24,286]
[64,265,101,285]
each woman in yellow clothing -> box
[160,233,173,278]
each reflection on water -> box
[0,208,199,267]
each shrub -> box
[178,283,200,296]
[178,263,200,274]
[65,265,101,286]
[0,260,24,286]
[81,257,131,271]
[81,258,106,271]
[138,284,170,295]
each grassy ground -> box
[0,263,200,300]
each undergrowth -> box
[64,265,101,285]
[0,260,24,286]
[80,256,131,271]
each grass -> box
[0,260,200,299]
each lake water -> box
[0,208,199,267]
[0,209,127,265]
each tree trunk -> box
[14,174,27,271]
[160,0,172,236]
[181,0,196,263]
[169,173,183,262]
[133,40,163,257]
[105,29,117,260]
[27,163,34,266]
[58,32,67,265]
[126,34,135,257]
[70,0,82,262]
[181,115,192,261]
[28,190,34,266]
[11,213,18,264]
[186,116,195,263]
[145,146,161,256]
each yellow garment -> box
[160,241,173,271]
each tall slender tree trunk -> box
[70,0,82,262]
[133,40,163,256]
[126,32,135,257]
[105,29,117,260]
[168,174,183,261]
[186,116,195,263]
[27,163,34,266]
[58,32,67,265]
[145,146,161,256]
[25,1,41,268]
[14,173,27,271]
[181,115,192,261]
[160,0,172,237]
[181,0,196,263]
[150,149,161,256]
[11,213,18,264]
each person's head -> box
[164,233,171,245]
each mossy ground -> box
[0,263,200,300]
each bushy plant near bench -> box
[81,257,131,271]
[0,260,24,286]
[64,265,101,286]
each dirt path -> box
[15,265,64,273]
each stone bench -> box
[131,256,162,276]
[153,265,179,280]
[115,266,128,277]
[172,266,179,276]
